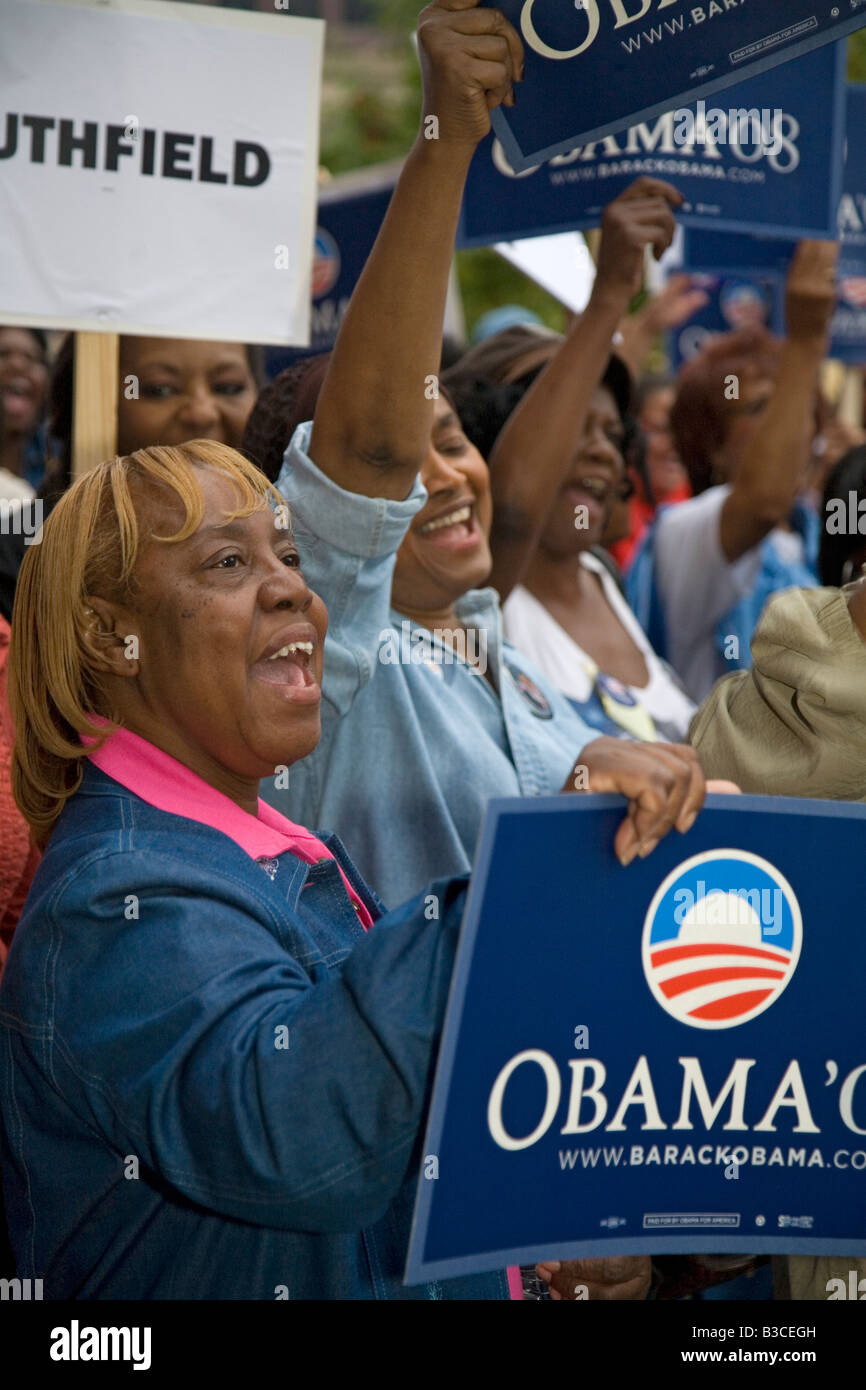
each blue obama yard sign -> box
[832,83,866,364]
[406,794,866,1284]
[458,43,846,247]
[666,268,785,369]
[485,0,866,173]
[265,166,396,377]
[677,86,866,364]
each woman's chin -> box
[448,543,494,596]
[253,721,322,781]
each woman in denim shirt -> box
[248,2,711,1304]
[254,54,702,912]
[1,438,523,1300]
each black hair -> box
[447,373,533,464]
[448,355,643,512]
[440,335,466,373]
[0,325,47,361]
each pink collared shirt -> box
[87,726,373,928]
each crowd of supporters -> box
[1,0,864,1305]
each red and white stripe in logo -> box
[642,851,802,1030]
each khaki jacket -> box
[692,586,866,1299]
[691,586,866,801]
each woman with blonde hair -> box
[2,436,524,1299]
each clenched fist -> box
[417,0,524,149]
[594,177,684,302]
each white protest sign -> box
[0,0,323,344]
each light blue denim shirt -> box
[264,422,596,909]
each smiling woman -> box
[39,334,261,507]
[0,437,515,1300]
[9,439,324,836]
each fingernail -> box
[618,844,638,867]
[638,837,659,859]
[679,811,697,834]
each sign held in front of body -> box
[406,794,866,1283]
[0,0,323,344]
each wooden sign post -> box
[72,334,119,479]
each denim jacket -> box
[0,765,507,1301]
[265,422,596,908]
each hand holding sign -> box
[418,0,524,148]
[538,1254,652,1301]
[566,737,705,866]
[785,240,840,345]
[594,176,683,300]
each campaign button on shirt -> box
[506,664,553,719]
[595,671,639,708]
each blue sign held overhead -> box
[265,168,396,378]
[459,44,847,246]
[677,86,866,364]
[486,0,866,173]
[667,269,785,369]
[832,84,866,364]
[406,794,866,1284]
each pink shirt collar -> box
[87,726,372,928]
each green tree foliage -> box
[849,28,866,82]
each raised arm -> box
[308,0,522,500]
[485,178,682,601]
[719,239,839,562]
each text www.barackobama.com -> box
[558,1145,866,1170]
